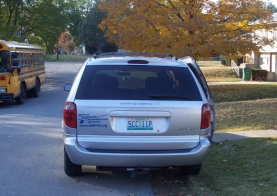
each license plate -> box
[127,118,153,130]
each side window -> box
[187,63,208,98]
[19,53,23,65]
[27,53,31,65]
[35,53,38,64]
[23,53,27,65]
[39,53,44,64]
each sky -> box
[264,0,277,6]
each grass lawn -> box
[153,137,277,196]
[197,61,223,67]
[210,84,277,132]
[45,54,91,62]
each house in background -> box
[241,12,277,81]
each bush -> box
[251,68,268,81]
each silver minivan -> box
[62,53,214,176]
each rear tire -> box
[32,78,40,98]
[180,164,202,175]
[15,83,27,104]
[64,147,82,176]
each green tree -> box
[0,0,70,53]
[0,0,24,41]
[64,0,94,45]
[27,0,69,53]
[267,2,277,13]
[78,0,110,53]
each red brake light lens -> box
[128,60,149,64]
[63,102,77,128]
[0,76,5,80]
[201,104,211,129]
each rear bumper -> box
[63,133,210,167]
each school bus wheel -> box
[15,83,27,104]
[32,78,40,98]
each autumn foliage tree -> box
[99,0,277,59]
[58,32,75,54]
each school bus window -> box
[31,53,34,64]
[27,54,29,65]
[28,53,30,65]
[35,54,38,64]
[19,53,22,65]
[20,53,24,66]
[39,53,43,63]
[25,54,27,64]
[23,53,26,65]
[37,54,39,64]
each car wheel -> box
[15,83,27,104]
[64,147,82,176]
[180,164,202,175]
[32,78,40,98]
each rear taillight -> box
[63,102,77,128]
[201,104,211,129]
[0,75,5,80]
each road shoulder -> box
[213,130,277,142]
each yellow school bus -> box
[0,40,45,104]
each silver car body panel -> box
[64,134,210,167]
[62,56,211,167]
[75,100,203,150]
[179,56,216,140]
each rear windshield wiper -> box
[149,95,192,100]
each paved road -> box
[0,62,154,196]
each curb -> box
[213,130,277,142]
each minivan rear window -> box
[75,65,202,101]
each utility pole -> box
[56,35,59,60]
[56,0,59,60]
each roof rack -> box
[93,52,178,60]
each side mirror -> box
[7,68,15,74]
[64,84,72,91]
[12,59,18,66]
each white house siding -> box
[248,13,277,81]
